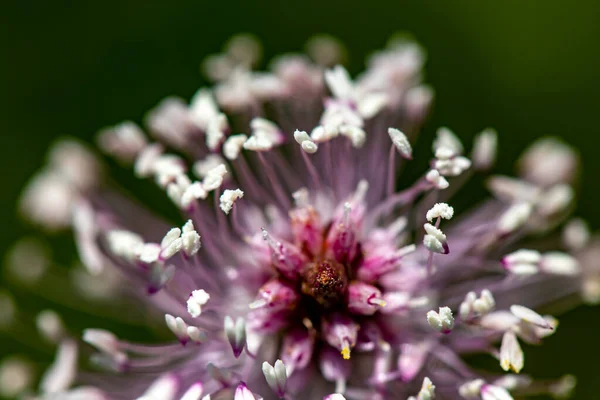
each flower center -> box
[301,259,348,308]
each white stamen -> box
[186,326,208,344]
[40,339,78,393]
[339,125,366,148]
[105,230,144,263]
[458,379,485,399]
[220,189,244,214]
[206,113,228,151]
[426,203,454,222]
[472,128,498,170]
[224,316,247,358]
[510,305,553,330]
[426,306,454,333]
[262,359,287,397]
[536,184,574,217]
[310,125,338,143]
[357,92,388,118]
[202,164,228,192]
[293,130,311,144]
[223,134,248,160]
[292,188,310,207]
[82,329,121,358]
[181,220,201,257]
[500,331,524,373]
[251,118,282,145]
[388,127,412,159]
[187,289,211,318]
[324,65,355,100]
[540,252,580,276]
[425,169,449,190]
[433,127,463,155]
[139,373,179,400]
[180,382,204,400]
[562,218,590,251]
[36,310,65,344]
[481,384,514,400]
[193,155,228,179]
[414,377,436,400]
[423,223,447,254]
[301,140,318,153]
[165,314,188,340]
[181,182,208,210]
[243,135,273,152]
[97,121,147,163]
[189,88,220,131]
[497,202,532,234]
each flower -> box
[4,33,593,400]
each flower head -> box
[5,33,592,400]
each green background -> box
[2,0,600,398]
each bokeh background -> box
[2,0,600,398]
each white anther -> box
[388,127,412,159]
[153,155,186,187]
[324,394,346,400]
[205,113,228,151]
[426,203,454,222]
[415,377,436,400]
[518,137,578,187]
[433,127,463,155]
[339,125,366,148]
[425,169,449,190]
[292,188,310,207]
[235,383,257,400]
[223,134,248,160]
[301,140,318,153]
[510,305,553,330]
[458,379,485,399]
[180,382,204,400]
[181,182,208,210]
[504,249,542,265]
[540,252,580,276]
[40,339,78,394]
[105,230,144,263]
[426,306,454,333]
[251,118,282,144]
[500,331,524,373]
[139,373,179,400]
[357,92,388,118]
[461,290,495,319]
[82,329,121,358]
[472,128,498,170]
[189,88,220,130]
[324,65,355,101]
[220,189,244,215]
[193,155,228,179]
[181,220,201,257]
[165,314,188,340]
[423,223,448,254]
[187,289,210,318]
[293,130,311,144]
[537,184,574,217]
[98,121,147,162]
[262,359,287,397]
[497,202,532,234]
[243,135,273,152]
[562,218,590,251]
[310,125,338,143]
[159,228,183,260]
[481,384,514,400]
[36,310,65,344]
[224,316,247,358]
[202,164,228,192]
[435,155,472,177]
[167,176,191,206]
[186,326,208,344]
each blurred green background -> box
[2,0,600,398]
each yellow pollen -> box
[341,346,351,360]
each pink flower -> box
[9,33,591,400]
